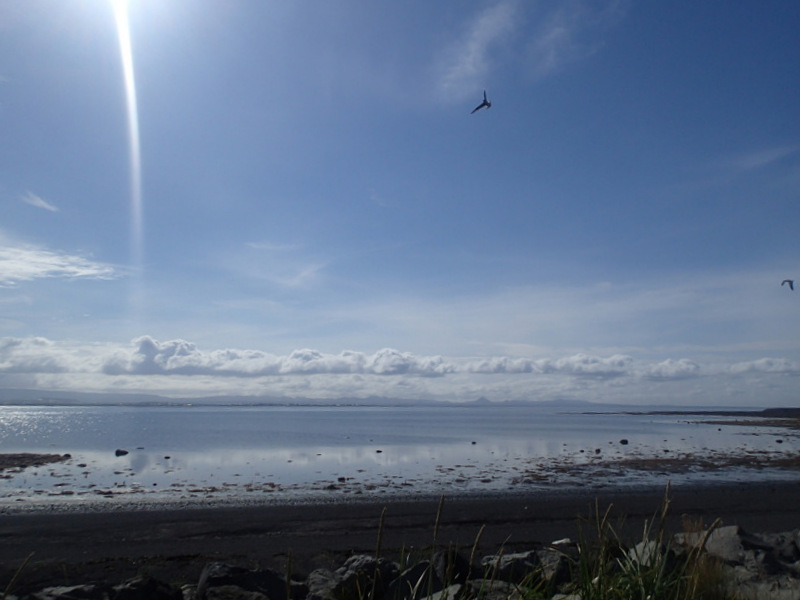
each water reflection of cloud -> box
[3,409,800,511]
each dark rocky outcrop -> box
[196,563,307,600]
[8,526,800,600]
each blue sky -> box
[1,0,799,405]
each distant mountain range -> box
[0,388,793,416]
[0,388,596,408]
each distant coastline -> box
[1,387,798,414]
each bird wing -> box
[471,91,490,113]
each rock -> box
[677,525,773,564]
[760,531,800,564]
[674,525,800,599]
[114,449,129,457]
[431,548,471,585]
[20,523,800,600]
[536,546,574,588]
[385,560,440,600]
[426,583,463,600]
[205,585,270,600]
[29,584,107,600]
[196,563,305,600]
[481,550,540,584]
[722,564,800,600]
[462,579,521,600]
[627,539,677,573]
[113,576,181,600]
[328,554,398,600]
[305,569,337,600]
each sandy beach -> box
[2,481,800,594]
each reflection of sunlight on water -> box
[0,408,72,444]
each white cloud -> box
[643,358,701,380]
[0,238,116,286]
[0,337,107,374]
[730,357,800,375]
[463,353,634,379]
[727,146,799,171]
[433,0,627,99]
[101,336,454,378]
[1,334,796,406]
[524,0,626,80]
[0,337,66,373]
[20,190,58,212]
[219,241,327,290]
[436,1,518,101]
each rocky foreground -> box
[6,524,800,600]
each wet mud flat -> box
[0,453,71,474]
[2,406,800,505]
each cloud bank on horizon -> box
[0,334,797,407]
[0,0,798,406]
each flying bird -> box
[782,279,794,290]
[471,90,491,114]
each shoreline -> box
[3,437,800,516]
[2,481,800,593]
[4,442,800,515]
[2,406,798,506]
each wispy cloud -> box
[20,190,58,212]
[524,0,628,80]
[0,236,116,286]
[434,0,627,101]
[725,145,799,171]
[436,1,519,101]
[220,241,327,289]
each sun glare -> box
[111,0,143,272]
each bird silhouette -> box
[782,279,794,291]
[471,90,491,114]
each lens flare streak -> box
[112,0,143,270]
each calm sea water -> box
[0,403,797,511]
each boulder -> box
[536,547,574,588]
[113,576,181,600]
[305,569,337,600]
[330,554,398,600]
[204,586,270,600]
[385,560,440,600]
[481,550,540,584]
[29,584,107,600]
[463,579,522,600]
[196,563,305,600]
[674,526,800,599]
[431,548,471,585]
[424,583,463,600]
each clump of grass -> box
[2,551,34,600]
[571,484,728,600]
[362,486,732,600]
